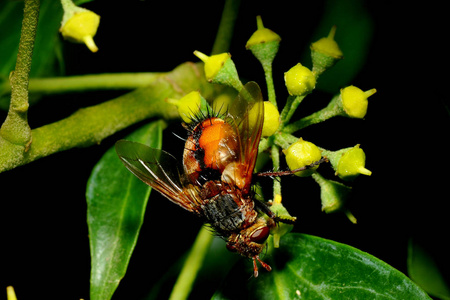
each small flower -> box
[167,91,211,123]
[284,63,316,96]
[212,93,233,116]
[336,145,372,181]
[60,0,100,53]
[261,101,280,137]
[340,85,376,119]
[246,16,281,48]
[284,138,322,177]
[322,145,372,181]
[310,26,343,76]
[193,51,243,91]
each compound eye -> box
[250,226,270,244]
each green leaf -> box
[213,233,431,300]
[86,121,163,300]
[408,238,450,300]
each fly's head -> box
[225,217,272,277]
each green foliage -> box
[86,121,163,300]
[1,1,445,300]
[213,234,431,299]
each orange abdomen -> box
[183,117,238,184]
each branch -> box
[0,62,215,173]
[0,0,40,149]
[0,73,163,98]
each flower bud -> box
[310,26,343,76]
[193,51,243,91]
[340,85,376,119]
[337,145,372,181]
[312,173,356,223]
[212,93,233,116]
[60,0,100,53]
[261,101,280,137]
[323,145,372,181]
[284,63,316,96]
[246,16,281,48]
[246,16,281,66]
[269,195,295,248]
[284,138,322,177]
[167,91,209,123]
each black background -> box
[1,0,448,299]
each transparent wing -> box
[115,140,201,212]
[226,81,264,189]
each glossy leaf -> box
[213,233,431,299]
[86,121,163,300]
[408,238,450,300]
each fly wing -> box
[115,140,202,213]
[226,81,264,191]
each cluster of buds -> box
[171,16,375,241]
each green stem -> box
[211,0,241,54]
[0,0,40,148]
[281,95,306,127]
[262,61,277,108]
[169,226,213,300]
[1,73,163,97]
[0,62,213,173]
[271,144,281,198]
[283,94,342,134]
[273,132,298,149]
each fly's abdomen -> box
[201,193,245,233]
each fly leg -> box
[256,156,328,178]
[252,255,272,277]
[254,199,297,225]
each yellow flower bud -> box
[341,85,376,119]
[311,26,343,59]
[246,16,281,48]
[60,0,100,53]
[284,63,316,96]
[167,91,202,123]
[284,138,322,177]
[212,93,233,116]
[336,145,372,181]
[310,26,343,76]
[194,50,243,90]
[261,101,280,137]
[194,51,230,81]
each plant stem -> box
[1,73,163,97]
[169,226,213,300]
[0,0,39,149]
[273,132,298,149]
[281,95,306,126]
[283,94,342,134]
[262,60,277,108]
[271,144,281,198]
[0,62,214,173]
[211,0,241,54]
